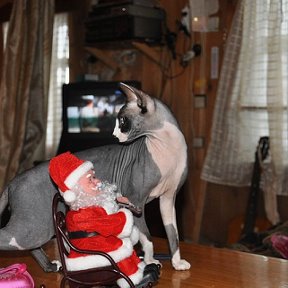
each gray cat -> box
[0,83,190,271]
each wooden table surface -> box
[1,237,288,288]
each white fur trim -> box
[117,208,134,239]
[64,161,93,189]
[130,226,140,246]
[65,238,133,271]
[63,190,76,203]
[117,262,145,288]
[102,202,118,215]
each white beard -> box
[69,181,119,214]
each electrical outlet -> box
[194,94,206,108]
[193,137,205,148]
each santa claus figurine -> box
[49,151,159,288]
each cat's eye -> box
[119,117,125,127]
[119,116,130,133]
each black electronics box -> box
[97,0,158,7]
[85,1,166,46]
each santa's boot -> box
[135,263,161,287]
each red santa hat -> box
[49,152,93,204]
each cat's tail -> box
[0,187,13,250]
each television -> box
[57,81,141,154]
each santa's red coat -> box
[64,206,144,286]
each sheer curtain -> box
[202,0,288,224]
[45,13,69,160]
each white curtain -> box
[202,0,288,224]
[45,13,69,160]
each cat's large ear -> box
[120,82,153,114]
[120,82,137,101]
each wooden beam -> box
[132,42,166,68]
[85,47,120,72]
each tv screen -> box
[63,81,141,135]
[66,88,124,134]
[57,81,141,154]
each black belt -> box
[68,231,99,239]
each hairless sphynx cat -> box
[0,83,191,272]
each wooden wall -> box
[67,0,239,243]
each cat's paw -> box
[172,259,191,270]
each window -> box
[237,0,288,163]
[46,13,69,159]
[2,13,69,160]
[203,0,288,180]
[202,0,288,224]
